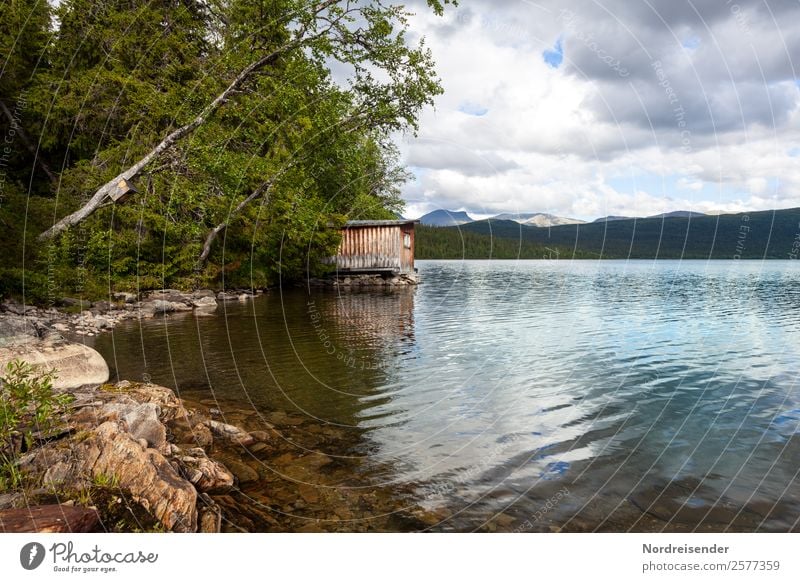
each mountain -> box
[647,211,706,219]
[593,215,632,223]
[491,212,585,227]
[418,209,474,226]
[418,207,800,259]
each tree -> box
[38,0,449,241]
[1,0,455,298]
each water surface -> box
[91,260,800,531]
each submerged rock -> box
[206,420,255,446]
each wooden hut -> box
[332,219,418,278]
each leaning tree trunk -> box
[195,166,293,268]
[37,38,306,241]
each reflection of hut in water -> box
[328,220,419,285]
[319,289,416,360]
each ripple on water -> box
[89,260,800,531]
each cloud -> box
[399,0,800,219]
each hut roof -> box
[343,219,419,228]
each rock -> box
[0,504,100,533]
[56,297,85,308]
[112,292,137,303]
[191,289,216,299]
[192,295,217,315]
[20,421,197,532]
[198,501,222,533]
[53,323,69,332]
[298,483,319,504]
[223,459,259,484]
[206,420,255,446]
[122,403,167,452]
[0,492,23,510]
[1,300,31,315]
[248,442,270,454]
[91,300,110,313]
[0,314,39,346]
[150,300,175,313]
[94,316,110,329]
[190,422,214,447]
[175,452,234,493]
[249,430,273,442]
[0,339,109,390]
[168,410,215,447]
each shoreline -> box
[0,290,264,339]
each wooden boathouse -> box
[332,219,418,278]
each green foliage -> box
[1,0,452,301]
[0,360,72,491]
[416,225,600,260]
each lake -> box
[90,260,800,531]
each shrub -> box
[0,360,72,491]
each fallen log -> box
[0,504,100,533]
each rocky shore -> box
[0,306,441,533]
[309,272,419,288]
[0,289,263,338]
[0,377,273,532]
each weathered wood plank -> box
[0,504,100,533]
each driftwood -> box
[0,504,100,533]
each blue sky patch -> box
[458,101,489,116]
[543,36,563,69]
[682,36,701,50]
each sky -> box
[398,0,800,221]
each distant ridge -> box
[593,211,706,223]
[648,211,706,219]
[418,209,474,226]
[417,207,800,260]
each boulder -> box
[20,421,198,532]
[0,339,109,390]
